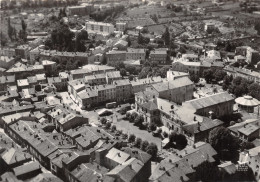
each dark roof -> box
[30,173,63,182]
[183,118,224,134]
[141,100,158,111]
[13,161,41,177]
[122,147,152,164]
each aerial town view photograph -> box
[0,0,260,181]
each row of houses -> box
[224,66,260,84]
[68,76,166,109]
[106,48,168,64]
[172,60,225,76]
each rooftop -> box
[13,161,41,177]
[237,124,260,136]
[184,92,234,110]
[106,148,130,164]
[151,77,193,92]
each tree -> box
[255,20,260,35]
[163,27,170,46]
[190,74,200,83]
[203,69,215,83]
[134,137,142,148]
[214,70,227,82]
[169,132,187,149]
[222,75,232,90]
[146,142,158,160]
[195,161,219,182]
[141,140,149,151]
[134,115,144,127]
[248,83,260,100]
[75,30,88,52]
[129,112,138,123]
[100,117,107,125]
[209,127,240,159]
[126,112,131,120]
[111,125,116,132]
[138,32,144,44]
[120,68,127,76]
[102,54,107,65]
[148,123,156,131]
[128,134,136,143]
[105,122,111,129]
[0,32,7,46]
[175,134,187,150]
[163,131,168,138]
[21,19,27,31]
[7,17,13,40]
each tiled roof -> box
[13,161,41,177]
[184,92,234,110]
[122,147,151,164]
[141,100,158,111]
[2,148,31,165]
[237,124,260,136]
[30,173,63,182]
[107,158,144,182]
[135,90,158,102]
[152,77,193,92]
[0,75,15,84]
[183,118,224,134]
[71,163,114,182]
[106,148,130,164]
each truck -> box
[106,102,117,109]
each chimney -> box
[117,153,121,157]
[197,122,201,131]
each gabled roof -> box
[107,158,144,182]
[13,161,41,177]
[106,148,130,164]
[151,77,193,92]
[141,100,158,111]
[237,124,260,136]
[30,173,63,182]
[122,147,152,164]
[184,92,234,110]
[183,118,224,134]
[2,148,31,165]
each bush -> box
[163,131,168,138]
[148,123,156,131]
[126,112,131,119]
[141,140,149,151]
[146,142,158,160]
[111,125,116,132]
[134,137,142,148]
[122,133,128,139]
[105,122,111,129]
[128,134,136,143]
[129,112,138,123]
[100,118,107,125]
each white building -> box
[116,22,127,32]
[86,21,114,35]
